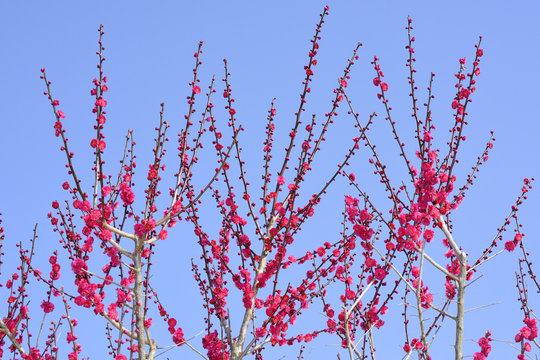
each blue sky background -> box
[0,1,539,359]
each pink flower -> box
[54,121,63,137]
[102,186,111,197]
[159,229,168,240]
[380,83,388,91]
[353,224,374,241]
[134,218,156,238]
[173,327,185,345]
[255,327,267,338]
[193,85,201,94]
[66,332,77,343]
[95,98,107,107]
[403,343,411,353]
[58,110,66,119]
[373,77,382,86]
[423,229,434,242]
[505,241,516,252]
[340,79,348,87]
[168,318,178,328]
[374,268,386,281]
[147,168,158,180]
[41,300,54,313]
[120,183,135,205]
[229,108,236,116]
[71,258,88,275]
[277,176,285,185]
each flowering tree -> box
[0,6,536,360]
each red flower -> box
[374,268,386,281]
[159,229,168,240]
[54,121,62,137]
[173,328,185,345]
[71,258,88,275]
[423,229,434,242]
[66,332,77,343]
[95,98,107,107]
[505,241,516,252]
[41,300,54,313]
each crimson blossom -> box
[0,6,536,360]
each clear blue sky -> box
[0,1,539,359]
